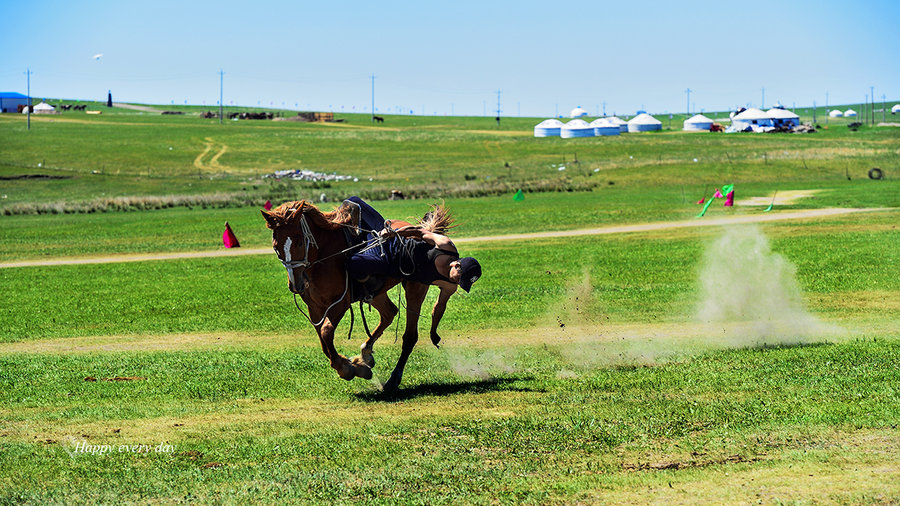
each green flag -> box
[513,189,524,201]
[764,191,777,212]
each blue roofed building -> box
[0,92,31,113]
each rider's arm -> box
[429,283,457,346]
[394,226,457,253]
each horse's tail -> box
[418,202,456,235]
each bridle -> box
[279,214,318,291]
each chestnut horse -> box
[262,200,448,391]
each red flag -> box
[724,190,734,207]
[713,188,724,198]
[223,222,240,248]
[264,200,272,210]
[696,197,705,204]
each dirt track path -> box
[112,103,163,113]
[0,207,892,269]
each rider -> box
[342,196,482,304]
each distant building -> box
[731,108,774,131]
[0,92,30,113]
[683,114,714,131]
[533,119,563,137]
[627,113,662,132]
[560,119,595,138]
[766,108,800,128]
[569,106,588,118]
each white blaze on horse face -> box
[283,236,296,288]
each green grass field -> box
[0,105,898,503]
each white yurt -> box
[829,109,843,118]
[767,108,800,128]
[605,116,628,133]
[892,104,900,114]
[569,106,588,118]
[560,119,595,138]
[32,102,55,114]
[590,118,620,136]
[627,113,662,133]
[533,119,563,137]
[844,108,857,117]
[683,114,713,131]
[731,108,774,131]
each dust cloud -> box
[695,224,840,346]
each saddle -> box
[339,199,385,303]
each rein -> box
[293,273,349,327]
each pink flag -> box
[724,190,734,207]
[713,188,724,198]
[223,222,240,248]
[696,197,705,204]
[264,200,272,211]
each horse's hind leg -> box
[351,292,398,369]
[384,281,428,392]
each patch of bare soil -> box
[736,189,822,206]
[113,103,163,113]
[623,453,763,471]
[83,376,146,382]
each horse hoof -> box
[336,362,356,381]
[354,351,376,369]
[354,364,373,380]
[383,378,399,392]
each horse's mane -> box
[416,202,456,235]
[266,200,351,231]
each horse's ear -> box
[262,210,279,229]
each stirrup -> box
[340,199,361,236]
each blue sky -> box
[2,0,897,117]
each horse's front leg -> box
[383,281,428,391]
[316,310,372,381]
[351,283,399,370]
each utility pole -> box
[870,86,874,125]
[602,101,606,116]
[370,74,375,122]
[219,69,224,125]
[495,89,501,127]
[25,67,31,131]
[685,88,692,116]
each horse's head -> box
[262,201,320,294]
